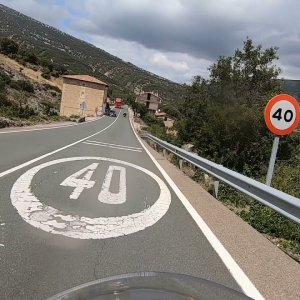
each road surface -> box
[0,110,253,299]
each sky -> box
[1,0,300,83]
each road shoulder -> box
[140,135,300,300]
[0,116,101,134]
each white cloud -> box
[90,34,211,82]
[1,0,69,25]
[2,0,300,82]
[150,53,189,72]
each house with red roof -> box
[60,75,108,117]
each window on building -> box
[147,93,151,100]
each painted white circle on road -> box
[269,100,296,130]
[10,157,171,239]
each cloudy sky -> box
[1,0,300,83]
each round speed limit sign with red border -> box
[264,94,300,135]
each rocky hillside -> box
[0,60,62,128]
[0,4,184,101]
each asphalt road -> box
[0,110,246,299]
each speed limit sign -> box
[264,94,300,135]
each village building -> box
[136,92,161,114]
[60,75,108,117]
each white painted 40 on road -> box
[10,157,171,239]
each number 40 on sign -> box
[264,94,300,186]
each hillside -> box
[0,58,63,128]
[282,79,300,100]
[0,54,63,89]
[0,4,184,101]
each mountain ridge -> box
[0,4,184,101]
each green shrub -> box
[240,203,300,242]
[9,80,21,90]
[51,70,60,78]
[42,83,61,93]
[0,91,11,107]
[19,80,34,93]
[25,52,38,65]
[143,113,164,126]
[0,70,12,85]
[41,72,51,79]
[0,38,19,55]
[135,102,148,118]
[9,80,34,93]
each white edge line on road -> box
[0,114,120,179]
[0,116,104,135]
[129,115,264,300]
[83,142,142,152]
[86,140,142,150]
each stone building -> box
[60,75,108,117]
[136,92,161,114]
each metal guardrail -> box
[143,133,300,225]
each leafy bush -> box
[0,91,11,107]
[147,124,166,138]
[42,83,61,93]
[19,80,34,93]
[24,52,39,65]
[135,102,148,118]
[9,80,34,93]
[51,70,60,78]
[17,105,36,118]
[240,203,300,243]
[0,38,19,55]
[41,71,51,79]
[0,70,12,85]
[9,80,22,90]
[40,101,58,116]
[143,113,164,126]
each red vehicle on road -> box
[115,98,123,109]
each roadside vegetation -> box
[128,38,300,262]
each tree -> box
[135,102,148,118]
[209,38,281,106]
[24,52,39,65]
[176,38,286,175]
[0,38,19,55]
[124,93,136,107]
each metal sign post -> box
[266,136,280,186]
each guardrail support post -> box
[163,149,167,157]
[179,159,183,170]
[213,181,220,198]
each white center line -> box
[86,140,142,150]
[83,142,142,152]
[0,113,120,179]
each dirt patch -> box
[0,54,62,89]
